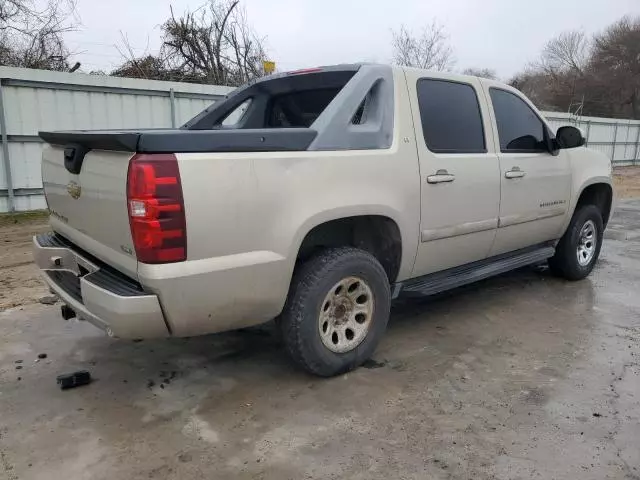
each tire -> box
[280,247,391,377]
[548,204,603,281]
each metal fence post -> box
[611,122,618,163]
[0,78,14,212]
[634,123,640,166]
[584,120,591,146]
[169,88,176,128]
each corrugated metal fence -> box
[1,66,639,212]
[0,67,232,212]
[545,112,640,167]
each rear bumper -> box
[32,233,169,338]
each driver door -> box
[481,81,572,256]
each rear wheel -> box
[280,247,390,377]
[548,204,603,280]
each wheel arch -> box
[575,179,613,227]
[292,211,406,284]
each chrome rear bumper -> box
[33,233,169,338]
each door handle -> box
[505,167,526,179]
[427,169,456,184]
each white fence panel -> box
[0,66,232,212]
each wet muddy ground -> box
[0,200,639,480]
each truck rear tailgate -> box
[42,145,138,278]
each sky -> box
[64,0,640,81]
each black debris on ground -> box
[56,371,92,390]
[362,359,386,369]
[37,353,47,359]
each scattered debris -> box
[17,377,21,381]
[38,295,58,305]
[592,413,602,418]
[160,371,178,385]
[178,453,192,463]
[15,365,22,370]
[147,379,156,389]
[362,359,386,369]
[56,370,92,390]
[37,353,47,359]
[15,360,23,364]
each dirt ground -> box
[0,170,639,479]
[0,213,50,311]
[613,166,640,199]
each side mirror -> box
[555,126,585,149]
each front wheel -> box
[548,204,604,280]
[279,247,391,377]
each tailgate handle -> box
[63,143,90,175]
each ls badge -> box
[67,181,81,199]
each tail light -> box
[127,153,187,263]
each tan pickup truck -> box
[34,64,613,376]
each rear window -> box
[186,70,357,130]
[267,88,342,128]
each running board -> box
[397,244,555,298]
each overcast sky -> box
[65,0,639,80]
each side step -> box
[398,244,555,298]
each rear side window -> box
[489,88,547,152]
[221,99,252,127]
[416,79,486,153]
[186,70,357,130]
[267,88,341,127]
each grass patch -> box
[0,210,49,226]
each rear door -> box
[481,82,572,256]
[405,70,501,277]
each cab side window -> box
[416,79,486,153]
[489,88,547,153]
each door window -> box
[416,79,486,153]
[489,88,547,153]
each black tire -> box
[548,204,603,280]
[280,247,391,377]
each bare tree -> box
[509,15,640,119]
[391,21,454,71]
[509,69,557,111]
[0,0,31,24]
[462,67,497,79]
[0,0,77,71]
[588,16,640,119]
[160,0,267,86]
[539,30,589,76]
